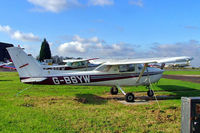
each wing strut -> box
[136,63,148,83]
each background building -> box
[0,42,13,62]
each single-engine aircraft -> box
[164,60,191,68]
[42,58,100,71]
[7,47,193,102]
[0,62,15,70]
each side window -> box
[119,65,128,72]
[128,64,135,71]
[80,61,86,66]
[66,62,72,66]
[119,64,135,72]
[138,64,143,71]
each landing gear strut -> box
[116,85,135,102]
[146,85,154,97]
[110,86,118,95]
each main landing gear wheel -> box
[147,89,154,97]
[116,85,135,102]
[110,86,118,95]
[125,93,135,102]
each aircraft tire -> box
[110,86,118,95]
[147,90,154,97]
[125,93,135,102]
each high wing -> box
[92,56,192,84]
[95,56,193,65]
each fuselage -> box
[20,67,164,86]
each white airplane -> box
[165,61,191,68]
[42,58,100,71]
[7,47,193,102]
[0,62,14,68]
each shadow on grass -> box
[76,85,200,103]
[75,94,107,105]
[0,80,12,81]
[157,85,200,98]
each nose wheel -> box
[146,86,154,97]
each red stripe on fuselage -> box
[20,71,163,85]
[19,63,29,68]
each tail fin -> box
[6,47,43,78]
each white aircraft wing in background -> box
[63,58,99,63]
[94,56,193,65]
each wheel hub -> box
[128,96,133,100]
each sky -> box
[0,0,200,66]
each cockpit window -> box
[119,64,135,72]
[66,61,87,67]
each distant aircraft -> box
[7,47,193,102]
[0,62,16,70]
[164,61,191,68]
[42,58,100,71]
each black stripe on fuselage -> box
[20,71,163,85]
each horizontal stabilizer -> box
[21,78,47,83]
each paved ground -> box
[102,92,177,101]
[106,94,176,105]
[163,75,200,83]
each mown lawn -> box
[164,70,200,75]
[0,71,200,132]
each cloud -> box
[0,25,40,42]
[0,25,11,33]
[184,26,199,30]
[58,41,86,53]
[57,36,200,66]
[57,35,135,57]
[94,19,105,23]
[28,0,80,13]
[116,26,124,32]
[129,0,143,7]
[28,0,114,13]
[88,0,114,6]
[147,40,200,66]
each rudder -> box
[6,47,43,78]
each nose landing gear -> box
[146,85,154,97]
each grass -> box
[0,71,200,132]
[164,70,200,75]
